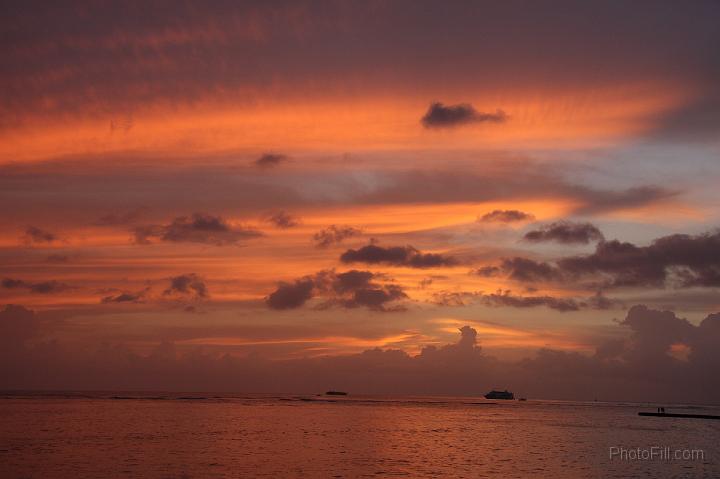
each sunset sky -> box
[2,1,719,401]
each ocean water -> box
[1,393,718,478]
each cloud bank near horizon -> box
[2,304,719,404]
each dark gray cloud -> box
[101,290,147,304]
[267,211,299,229]
[421,102,507,128]
[620,305,695,360]
[340,244,458,268]
[164,274,208,299]
[482,291,581,312]
[266,269,407,312]
[266,278,316,310]
[557,231,720,288]
[479,209,534,223]
[134,213,262,245]
[331,270,375,294]
[2,278,71,294]
[338,284,407,311]
[430,289,616,312]
[339,270,404,311]
[524,221,604,244]
[476,257,562,283]
[482,229,720,289]
[22,226,57,244]
[313,225,362,248]
[328,270,407,311]
[691,312,720,367]
[255,153,288,169]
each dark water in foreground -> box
[1,393,718,478]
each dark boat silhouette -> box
[484,390,514,400]
[325,391,348,396]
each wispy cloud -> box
[313,225,362,248]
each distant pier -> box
[639,412,720,420]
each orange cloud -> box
[0,83,689,164]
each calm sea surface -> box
[0,393,718,478]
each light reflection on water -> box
[0,393,718,478]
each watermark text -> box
[609,446,705,461]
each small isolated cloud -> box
[2,278,71,294]
[313,225,362,248]
[134,213,262,246]
[421,102,507,128]
[22,226,57,244]
[267,211,299,229]
[340,244,457,269]
[254,153,288,169]
[164,273,208,299]
[266,269,407,312]
[101,289,147,304]
[479,209,535,223]
[524,221,605,244]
